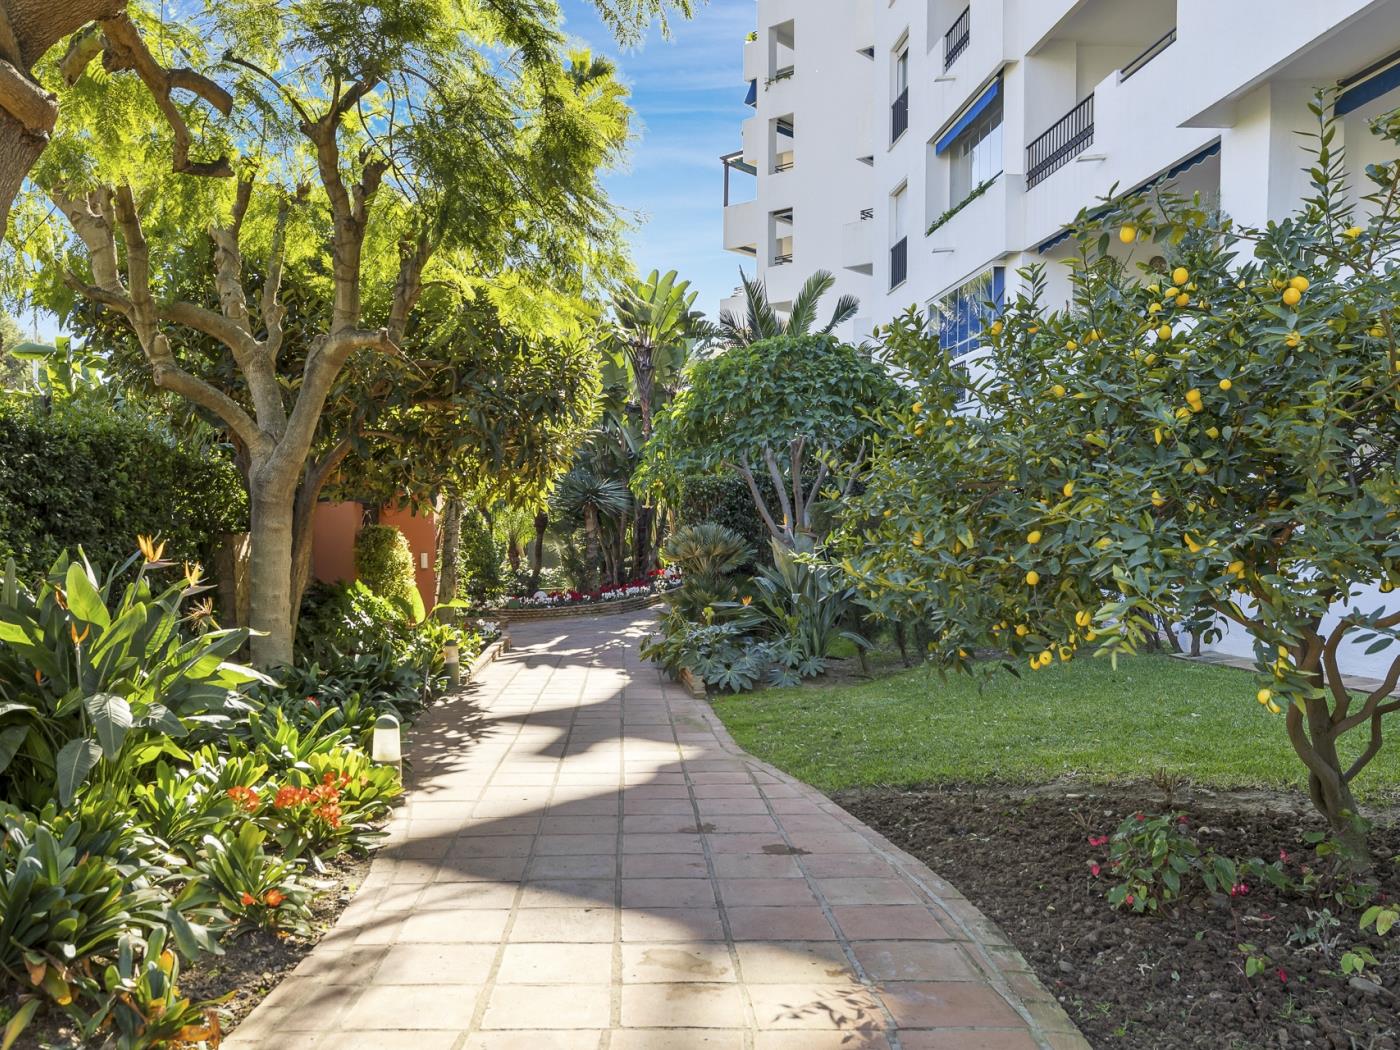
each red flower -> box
[1134,812,1146,822]
[1278,849,1290,862]
[1276,969,1288,983]
[1125,894,1135,905]
[264,889,286,907]
[306,695,320,707]
[1087,835,1108,847]
[1176,814,1188,824]
[239,892,256,906]
[227,786,261,812]
[1229,882,1250,897]
[1090,863,1101,877]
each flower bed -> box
[487,568,681,612]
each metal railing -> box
[1026,95,1094,189]
[891,87,909,143]
[890,237,908,289]
[860,207,874,220]
[1120,27,1176,82]
[767,65,794,86]
[773,158,794,173]
[944,6,971,71]
[773,251,794,265]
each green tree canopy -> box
[836,103,1400,857]
[643,334,900,546]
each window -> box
[772,115,794,172]
[948,89,1002,204]
[771,208,794,266]
[891,44,910,142]
[935,268,1003,358]
[890,185,909,289]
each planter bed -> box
[839,783,1400,1050]
[474,591,669,623]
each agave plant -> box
[0,548,267,807]
[750,539,869,674]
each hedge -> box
[0,397,247,582]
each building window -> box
[772,115,794,172]
[891,45,910,142]
[771,208,794,266]
[948,89,1002,204]
[890,184,909,290]
[935,267,1004,358]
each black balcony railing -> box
[773,157,794,173]
[860,207,874,220]
[1120,27,1176,82]
[890,237,908,289]
[891,87,909,143]
[773,250,793,265]
[1026,95,1094,189]
[944,6,971,71]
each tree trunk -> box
[436,498,464,617]
[246,467,297,667]
[0,114,49,239]
[506,538,522,573]
[582,505,601,592]
[528,511,548,591]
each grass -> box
[711,653,1400,798]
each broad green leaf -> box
[64,562,110,629]
[1,998,40,1050]
[83,693,132,761]
[55,738,102,806]
[0,725,28,775]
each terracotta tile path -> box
[226,610,1089,1050]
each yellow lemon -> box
[1345,226,1363,238]
[1025,570,1041,586]
[1205,426,1219,439]
[1065,339,1078,351]
[1285,330,1301,348]
[990,319,1004,335]
[1379,579,1394,593]
[1119,224,1138,244]
[1039,650,1053,666]
[1157,324,1172,341]
[1256,688,1272,705]
[912,401,923,415]
[1087,329,1101,342]
[914,425,925,436]
[1289,275,1310,293]
[1176,294,1190,308]
[1027,530,1043,544]
[882,509,892,518]
[1085,630,1098,641]
[912,532,923,547]
[1282,287,1302,306]
[1051,383,1066,397]
[1148,302,1163,315]
[1172,266,1189,286]
[1266,700,1282,715]
[1184,533,1204,554]
[1015,624,1029,637]
[1185,387,1202,402]
[1028,325,1040,334]
[1075,610,1092,628]
[1145,353,1158,366]
[1062,481,1075,498]
[1151,489,1166,506]
[1227,560,1245,576]
[1369,325,1385,337]
[1218,378,1232,391]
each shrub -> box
[676,471,774,563]
[353,525,418,613]
[193,823,314,935]
[459,508,505,602]
[0,396,246,585]
[0,551,264,808]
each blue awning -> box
[1036,140,1221,254]
[1338,60,1400,115]
[935,79,1000,155]
[745,80,757,107]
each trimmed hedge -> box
[676,470,775,567]
[353,524,418,609]
[0,397,247,582]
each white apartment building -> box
[721,0,1400,679]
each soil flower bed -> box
[840,783,1399,1050]
[492,568,681,610]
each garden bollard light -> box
[372,713,402,778]
[444,641,461,690]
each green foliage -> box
[641,606,771,692]
[0,551,265,808]
[193,823,314,936]
[643,334,900,541]
[0,397,247,583]
[675,471,774,566]
[353,526,419,615]
[749,541,867,678]
[459,509,505,603]
[717,270,860,347]
[837,101,1400,844]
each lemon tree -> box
[837,104,1400,857]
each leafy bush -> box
[0,551,265,808]
[353,525,419,613]
[0,396,246,585]
[642,607,773,692]
[676,471,774,565]
[194,823,315,935]
[661,522,750,619]
[459,508,505,602]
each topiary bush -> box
[0,396,247,583]
[353,524,418,612]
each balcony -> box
[723,199,758,255]
[944,6,971,72]
[842,211,874,274]
[889,237,908,290]
[1026,95,1094,189]
[1120,26,1176,82]
[891,88,909,143]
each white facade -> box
[722,0,1400,678]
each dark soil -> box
[13,850,371,1049]
[836,783,1400,1050]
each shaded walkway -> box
[225,611,1088,1050]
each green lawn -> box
[712,654,1400,799]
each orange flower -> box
[227,786,261,812]
[239,892,256,906]
[264,890,286,908]
[69,623,90,646]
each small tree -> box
[837,103,1400,858]
[642,334,899,546]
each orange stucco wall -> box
[311,500,438,610]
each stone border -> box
[464,632,510,682]
[471,591,671,623]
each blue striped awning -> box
[1036,140,1221,254]
[935,79,1000,155]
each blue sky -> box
[560,0,754,320]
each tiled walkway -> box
[226,611,1088,1050]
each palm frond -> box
[822,293,861,334]
[785,270,836,336]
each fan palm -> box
[553,467,633,591]
[717,269,860,347]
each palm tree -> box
[717,269,860,347]
[553,467,632,592]
[607,269,711,573]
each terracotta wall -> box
[311,500,439,610]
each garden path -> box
[224,610,1088,1050]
